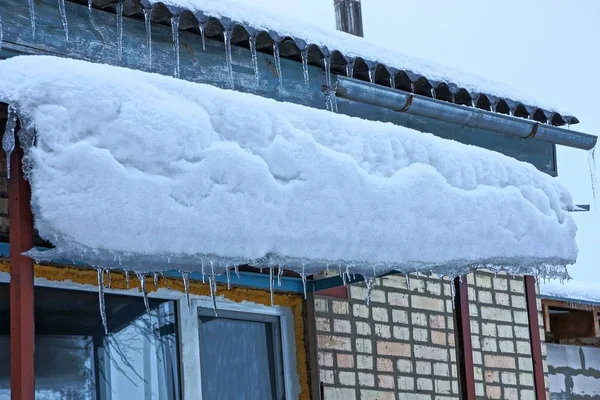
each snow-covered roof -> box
[0,56,578,281]
[92,0,581,126]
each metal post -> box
[9,144,35,399]
[524,275,546,400]
[453,276,476,400]
[334,0,364,37]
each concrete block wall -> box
[314,271,544,400]
[546,343,600,399]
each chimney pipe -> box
[334,0,364,37]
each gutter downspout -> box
[335,76,597,151]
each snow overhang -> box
[0,56,578,281]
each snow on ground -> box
[0,56,578,278]
[150,0,568,114]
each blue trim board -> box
[540,294,600,308]
[0,242,306,294]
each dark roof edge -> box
[83,0,579,127]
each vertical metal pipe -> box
[9,144,35,400]
[524,276,547,400]
[334,0,364,37]
[453,276,476,400]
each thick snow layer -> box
[0,56,578,277]
[153,0,567,114]
[541,280,600,304]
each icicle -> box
[181,271,191,312]
[325,263,330,272]
[365,277,375,306]
[269,266,274,306]
[88,0,92,12]
[234,264,240,279]
[342,268,348,286]
[389,76,396,89]
[171,16,181,78]
[249,36,260,87]
[29,0,36,38]
[589,147,597,204]
[301,264,307,300]
[124,270,130,289]
[324,56,332,88]
[430,88,436,99]
[346,60,355,78]
[0,14,3,50]
[368,68,375,84]
[201,259,206,283]
[96,268,108,334]
[2,105,17,179]
[105,269,112,288]
[209,262,218,315]
[226,266,231,290]
[273,42,283,88]
[405,273,411,290]
[301,48,309,87]
[198,23,206,51]
[222,30,235,89]
[143,8,152,67]
[116,2,124,61]
[57,0,69,41]
[277,265,283,287]
[450,279,456,309]
[153,272,159,289]
[136,272,150,313]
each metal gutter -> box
[335,77,597,151]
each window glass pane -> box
[0,283,180,400]
[198,311,285,400]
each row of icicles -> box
[21,0,404,112]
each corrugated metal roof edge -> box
[80,0,578,127]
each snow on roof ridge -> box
[0,56,578,279]
[148,0,574,118]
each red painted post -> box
[524,275,546,400]
[453,276,476,400]
[9,144,35,399]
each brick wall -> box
[546,343,600,398]
[314,271,545,400]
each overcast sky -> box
[250,0,600,284]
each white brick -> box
[510,279,524,293]
[393,326,410,340]
[516,340,531,355]
[416,377,433,391]
[520,372,533,386]
[356,321,371,336]
[435,379,451,394]
[411,312,428,326]
[519,356,533,371]
[318,352,334,366]
[338,371,356,386]
[511,295,527,309]
[388,292,409,307]
[513,311,529,325]
[316,317,330,332]
[482,322,496,336]
[495,292,510,306]
[392,309,408,324]
[333,319,351,333]
[426,281,442,295]
[323,387,356,400]
[481,306,512,322]
[372,307,389,322]
[397,376,415,391]
[413,328,428,342]
[320,369,334,384]
[475,274,492,288]
[493,277,508,291]
[514,326,529,339]
[360,390,395,400]
[382,275,407,289]
[416,361,431,375]
[482,337,497,352]
[414,345,448,361]
[374,324,391,338]
[499,340,515,353]
[497,324,514,338]
[397,358,413,373]
[332,301,349,315]
[315,298,328,312]
[357,354,373,369]
[358,372,375,387]
[478,290,493,303]
[356,338,372,353]
[434,362,449,377]
[353,304,369,318]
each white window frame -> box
[178,297,300,400]
[0,271,301,400]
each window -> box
[197,309,286,400]
[0,284,181,400]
